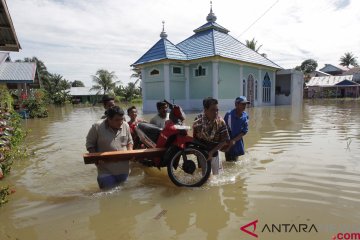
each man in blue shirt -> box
[224,96,250,162]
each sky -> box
[5,0,360,86]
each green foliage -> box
[21,90,48,118]
[340,52,359,68]
[0,112,27,206]
[0,85,13,110]
[0,186,10,206]
[114,81,141,102]
[42,74,71,104]
[300,59,318,74]
[91,69,119,95]
[245,38,263,52]
[71,80,85,87]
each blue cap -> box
[235,96,250,104]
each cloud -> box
[5,0,360,86]
[331,0,351,10]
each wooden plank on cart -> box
[83,148,167,164]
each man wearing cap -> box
[224,96,250,162]
[101,95,115,119]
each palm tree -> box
[245,38,263,52]
[340,52,359,68]
[91,69,118,95]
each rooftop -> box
[306,75,357,87]
[0,62,37,83]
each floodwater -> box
[1,99,360,240]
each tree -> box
[340,52,359,68]
[42,74,71,104]
[300,59,318,74]
[91,69,118,95]
[245,38,263,52]
[71,80,85,87]
[115,80,141,102]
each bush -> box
[21,89,48,118]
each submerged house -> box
[306,75,359,98]
[132,6,303,111]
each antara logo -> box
[240,220,259,238]
[240,220,318,238]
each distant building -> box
[0,60,40,94]
[343,67,360,83]
[319,64,349,76]
[132,5,304,111]
[306,75,359,98]
[69,87,100,104]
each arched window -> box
[150,69,159,76]
[263,72,271,103]
[194,65,206,77]
[255,80,258,100]
[243,79,246,96]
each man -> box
[192,97,230,174]
[101,95,115,119]
[86,106,133,189]
[127,106,145,149]
[150,101,169,129]
[224,96,249,162]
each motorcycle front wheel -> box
[167,146,211,187]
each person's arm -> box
[86,124,98,153]
[207,141,229,161]
[225,114,249,151]
[126,124,134,151]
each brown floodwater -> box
[1,99,360,240]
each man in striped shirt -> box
[192,97,230,174]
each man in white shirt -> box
[149,101,169,129]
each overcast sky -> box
[6,0,360,86]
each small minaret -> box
[206,1,217,22]
[160,20,168,39]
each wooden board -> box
[83,148,167,164]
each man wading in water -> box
[192,97,230,175]
[86,106,133,189]
[224,96,249,162]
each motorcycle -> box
[135,100,212,187]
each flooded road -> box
[1,99,360,240]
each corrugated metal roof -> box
[307,75,356,87]
[133,21,282,69]
[0,0,20,51]
[133,38,187,66]
[177,29,282,69]
[0,62,36,83]
[193,22,229,33]
[69,87,98,96]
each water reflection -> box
[1,100,360,239]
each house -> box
[132,5,304,111]
[306,75,359,98]
[343,67,360,83]
[0,0,21,52]
[0,61,40,92]
[69,87,100,104]
[319,64,348,76]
